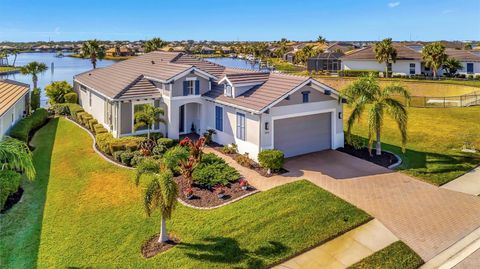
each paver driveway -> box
[280,150,480,261]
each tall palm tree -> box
[374,38,397,78]
[422,42,447,78]
[343,75,410,156]
[317,35,327,44]
[144,37,167,53]
[12,49,20,66]
[144,169,178,243]
[134,104,165,139]
[0,137,36,180]
[81,40,105,69]
[20,61,48,89]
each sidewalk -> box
[442,167,480,196]
[274,219,398,269]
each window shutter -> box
[195,80,200,95]
[183,81,189,96]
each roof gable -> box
[0,79,29,117]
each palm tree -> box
[442,57,463,77]
[144,169,178,243]
[343,74,410,156]
[317,35,327,44]
[0,50,9,66]
[134,104,165,139]
[12,49,20,66]
[144,37,167,53]
[374,38,397,78]
[422,42,447,78]
[81,40,105,69]
[0,137,36,180]
[20,61,48,89]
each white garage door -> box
[274,113,332,157]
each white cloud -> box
[388,2,400,8]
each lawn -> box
[0,118,370,269]
[0,66,19,73]
[348,241,423,269]
[344,106,480,185]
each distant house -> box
[105,46,134,57]
[340,44,480,76]
[283,51,296,63]
[73,52,344,160]
[200,46,215,54]
[0,80,29,139]
[324,42,356,53]
[307,52,343,73]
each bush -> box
[96,133,114,154]
[235,153,253,168]
[152,145,166,156]
[338,70,379,77]
[113,150,125,162]
[467,74,474,80]
[221,143,238,154]
[258,149,284,171]
[49,103,69,115]
[348,135,366,150]
[30,88,41,111]
[120,151,135,166]
[45,81,74,104]
[81,114,93,126]
[130,151,146,167]
[66,103,84,119]
[0,170,22,209]
[64,92,78,103]
[192,162,240,187]
[201,153,226,165]
[87,119,98,131]
[157,138,175,149]
[162,146,189,171]
[8,108,49,142]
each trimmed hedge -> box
[258,149,285,171]
[192,154,240,187]
[64,92,78,103]
[8,108,49,142]
[66,103,84,119]
[95,133,144,155]
[0,170,22,209]
[87,119,98,131]
[338,70,380,77]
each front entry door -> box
[179,105,185,133]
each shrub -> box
[8,108,49,142]
[120,151,135,166]
[113,150,125,162]
[95,127,108,134]
[0,170,22,209]
[45,81,74,104]
[49,103,69,115]
[130,151,146,167]
[162,146,189,171]
[258,149,284,171]
[81,114,93,126]
[152,145,166,156]
[221,143,238,154]
[201,153,226,165]
[157,138,175,149]
[96,133,114,154]
[235,153,253,168]
[30,88,41,111]
[203,129,216,144]
[109,141,126,153]
[192,162,240,187]
[64,92,78,103]
[338,70,379,77]
[66,103,84,119]
[467,74,474,80]
[348,135,366,150]
[88,119,98,131]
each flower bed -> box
[338,144,399,168]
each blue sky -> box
[1,0,479,42]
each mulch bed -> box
[1,187,24,214]
[209,145,288,177]
[338,145,399,168]
[141,234,180,258]
[176,176,256,208]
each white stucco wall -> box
[342,60,422,75]
[0,94,27,139]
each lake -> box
[1,53,264,106]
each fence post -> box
[424,96,426,108]
[444,97,446,108]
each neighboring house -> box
[73,52,344,160]
[105,46,134,57]
[307,52,343,73]
[340,45,480,76]
[324,42,356,53]
[0,79,29,139]
[200,46,215,54]
[283,51,296,63]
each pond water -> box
[1,53,116,105]
[1,53,266,106]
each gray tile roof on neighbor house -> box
[341,44,422,60]
[445,49,480,61]
[0,79,29,117]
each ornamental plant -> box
[258,149,284,174]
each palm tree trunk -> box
[376,129,382,156]
[147,126,150,140]
[33,75,38,89]
[385,63,389,78]
[13,55,17,66]
[158,217,168,243]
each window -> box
[236,112,246,140]
[215,106,223,131]
[302,91,310,103]
[188,80,194,95]
[183,79,199,95]
[224,84,232,97]
[265,122,269,131]
[467,63,474,74]
[409,63,416,75]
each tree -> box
[0,50,9,66]
[144,37,167,53]
[81,40,105,69]
[20,61,48,89]
[144,169,178,243]
[30,88,41,111]
[295,45,322,64]
[343,74,410,156]
[0,137,36,180]
[463,43,472,50]
[374,38,397,78]
[133,104,165,140]
[11,49,20,66]
[422,42,447,78]
[45,81,73,104]
[317,35,327,44]
[442,57,463,77]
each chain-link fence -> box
[392,91,480,108]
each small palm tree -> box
[317,35,327,44]
[20,61,48,89]
[0,137,36,180]
[81,40,105,69]
[422,42,447,78]
[144,169,178,243]
[442,57,463,77]
[343,75,410,156]
[374,38,397,78]
[134,104,165,139]
[144,37,167,53]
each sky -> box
[1,0,479,42]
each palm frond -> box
[143,170,178,219]
[382,84,411,106]
[385,98,408,152]
[0,137,36,180]
[346,103,365,143]
[144,177,160,217]
[135,158,161,186]
[367,102,383,154]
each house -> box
[105,46,134,57]
[307,52,344,73]
[340,44,480,76]
[200,46,215,54]
[73,52,344,160]
[324,42,356,53]
[0,80,29,139]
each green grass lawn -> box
[0,118,370,269]
[344,106,480,185]
[0,66,19,73]
[348,241,423,269]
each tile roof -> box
[115,76,161,100]
[171,53,227,77]
[222,72,270,86]
[0,79,29,117]
[341,45,422,60]
[445,49,480,61]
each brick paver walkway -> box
[205,148,480,261]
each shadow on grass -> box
[0,118,58,268]
[179,237,289,268]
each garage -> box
[273,112,332,157]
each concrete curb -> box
[385,150,403,170]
